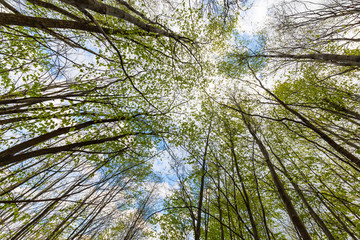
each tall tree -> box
[0,0,213,238]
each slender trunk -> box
[314,188,358,240]
[0,118,118,159]
[195,122,212,240]
[270,148,335,240]
[323,98,360,120]
[237,107,312,240]
[60,0,187,41]
[251,142,272,240]
[230,150,259,238]
[0,13,138,36]
[257,53,360,67]
[254,77,360,169]
[216,167,225,240]
[0,133,132,166]
[28,0,86,22]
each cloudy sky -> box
[238,0,281,35]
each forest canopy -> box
[0,0,359,239]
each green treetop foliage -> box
[0,0,241,238]
[155,0,360,240]
[1,0,360,239]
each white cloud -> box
[154,182,172,198]
[237,0,281,35]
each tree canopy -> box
[0,0,359,239]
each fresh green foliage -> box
[1,0,360,239]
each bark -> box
[0,0,19,14]
[226,124,259,240]
[251,143,272,240]
[270,148,336,240]
[251,72,360,169]
[216,169,225,240]
[60,0,187,41]
[0,167,73,225]
[312,186,358,240]
[10,171,90,240]
[0,118,118,160]
[0,13,143,36]
[0,160,56,197]
[255,53,360,67]
[0,134,132,166]
[28,0,86,22]
[323,98,360,120]
[236,105,312,240]
[194,122,211,240]
[10,159,109,239]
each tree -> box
[2,0,360,239]
[155,1,360,239]
[0,0,211,238]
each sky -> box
[237,0,281,35]
[149,0,283,221]
[0,0,288,238]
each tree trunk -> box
[236,105,312,240]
